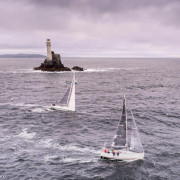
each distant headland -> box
[34,39,84,72]
[0,54,46,58]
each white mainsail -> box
[112,95,127,148]
[66,74,75,111]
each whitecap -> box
[84,67,140,72]
[39,139,53,148]
[84,68,108,72]
[62,157,78,163]
[18,128,36,140]
[32,69,72,74]
[44,155,59,162]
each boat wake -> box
[39,138,100,155]
[1,102,52,113]
[61,157,98,163]
[43,154,98,164]
[30,106,52,113]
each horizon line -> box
[0,53,180,59]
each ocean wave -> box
[17,128,36,140]
[44,155,59,162]
[32,70,72,74]
[0,67,144,74]
[83,67,145,72]
[0,69,73,74]
[84,68,108,72]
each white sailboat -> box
[100,95,144,161]
[51,73,76,111]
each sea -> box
[0,58,179,180]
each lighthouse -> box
[34,39,84,71]
[46,39,52,61]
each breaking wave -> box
[0,67,145,74]
[84,67,144,72]
[17,128,36,140]
[44,155,59,162]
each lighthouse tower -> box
[46,39,52,61]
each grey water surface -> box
[0,58,179,180]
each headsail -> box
[129,110,144,153]
[59,73,76,111]
[112,95,127,148]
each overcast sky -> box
[0,0,180,57]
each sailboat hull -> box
[100,150,144,161]
[51,74,76,112]
[51,105,75,111]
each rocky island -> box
[34,39,84,72]
[72,66,84,71]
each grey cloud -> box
[28,0,177,11]
[0,0,180,57]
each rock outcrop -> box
[34,39,84,72]
[34,51,71,72]
[72,66,84,71]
